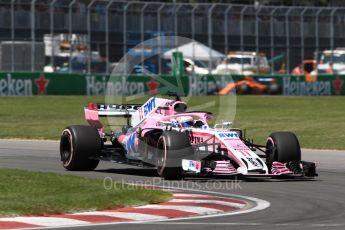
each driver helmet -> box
[193,119,205,128]
[177,116,194,128]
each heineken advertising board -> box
[281,75,344,96]
[0,72,344,96]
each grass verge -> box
[0,168,172,217]
[232,96,345,150]
[0,96,344,149]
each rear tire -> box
[60,125,101,171]
[266,132,301,171]
[156,130,193,180]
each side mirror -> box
[214,121,232,130]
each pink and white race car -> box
[60,95,317,179]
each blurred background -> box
[0,0,345,74]
[1,0,345,96]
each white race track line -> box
[0,217,89,227]
[72,211,168,221]
[151,186,271,221]
[170,199,245,209]
[18,186,270,230]
[135,204,221,215]
[133,222,345,227]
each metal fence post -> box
[208,4,216,73]
[255,6,263,73]
[105,0,114,75]
[31,0,37,72]
[224,6,232,56]
[123,2,131,75]
[191,5,198,72]
[189,5,198,74]
[270,8,278,75]
[285,8,293,74]
[68,0,77,73]
[174,4,183,48]
[240,6,248,74]
[141,3,149,72]
[315,8,323,68]
[330,9,337,64]
[87,0,97,74]
[157,3,165,74]
[50,0,58,71]
[300,8,308,73]
[191,5,197,42]
[11,0,16,72]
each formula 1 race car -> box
[60,94,317,180]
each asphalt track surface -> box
[0,139,345,230]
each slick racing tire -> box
[266,132,301,171]
[156,130,193,180]
[60,125,101,171]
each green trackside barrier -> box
[0,72,344,96]
[279,75,344,96]
[0,72,231,96]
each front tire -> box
[266,132,301,171]
[60,125,101,171]
[156,130,193,180]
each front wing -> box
[181,159,317,178]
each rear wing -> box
[84,97,168,130]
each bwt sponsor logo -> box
[0,74,32,96]
[86,76,144,95]
[283,77,331,96]
[218,132,239,139]
[143,97,156,116]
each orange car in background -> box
[291,60,316,75]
